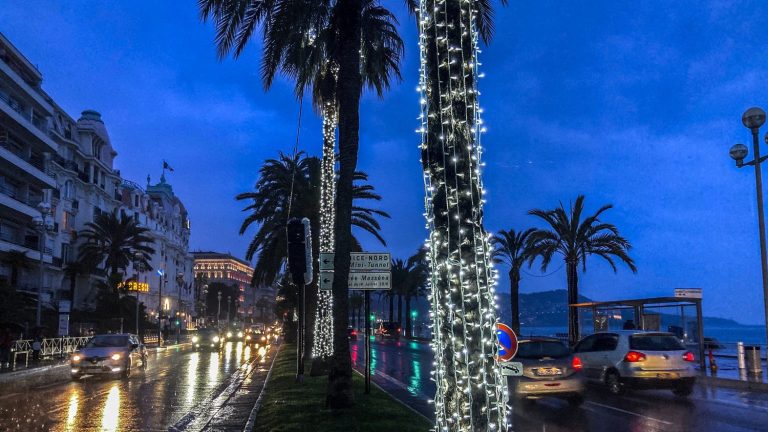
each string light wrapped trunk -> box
[313,102,338,359]
[416,0,508,430]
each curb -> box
[243,343,283,431]
[699,375,768,391]
[352,368,433,423]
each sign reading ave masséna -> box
[319,271,391,290]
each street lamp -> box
[217,290,222,328]
[729,106,768,358]
[226,295,231,325]
[33,201,54,327]
[202,284,209,326]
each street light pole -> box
[226,295,231,325]
[730,106,768,358]
[217,291,222,328]
[35,202,51,327]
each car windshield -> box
[516,341,570,359]
[86,335,129,348]
[198,329,218,337]
[629,334,685,351]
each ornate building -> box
[0,32,195,327]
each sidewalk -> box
[700,354,768,391]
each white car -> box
[573,331,696,396]
[70,334,147,380]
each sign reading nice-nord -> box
[496,323,518,362]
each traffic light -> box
[411,310,417,318]
[370,314,375,322]
[286,218,313,285]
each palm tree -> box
[199,0,403,408]
[390,258,409,326]
[77,211,155,289]
[528,195,637,346]
[237,152,388,286]
[349,292,363,329]
[491,228,536,335]
[76,211,155,316]
[403,248,428,338]
[412,0,508,428]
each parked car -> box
[376,322,401,339]
[347,327,358,340]
[70,334,147,380]
[507,338,585,406]
[192,328,224,351]
[573,331,696,396]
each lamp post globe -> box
[743,107,766,130]
[730,143,749,163]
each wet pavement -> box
[0,341,274,432]
[354,336,768,431]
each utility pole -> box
[157,268,165,346]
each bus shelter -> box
[570,297,705,371]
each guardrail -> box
[10,336,90,368]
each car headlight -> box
[213,336,220,342]
[192,336,199,343]
[246,335,252,340]
[111,353,121,361]
[237,331,243,338]
[72,354,81,362]
[261,336,266,342]
[227,332,233,338]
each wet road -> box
[354,337,768,431]
[0,341,270,432]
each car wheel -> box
[673,382,694,397]
[567,394,584,407]
[606,371,624,395]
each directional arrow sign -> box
[500,361,523,377]
[319,253,334,271]
[319,272,334,290]
[319,271,391,290]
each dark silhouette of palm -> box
[528,195,637,345]
[236,151,388,287]
[491,228,537,335]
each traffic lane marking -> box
[583,401,674,426]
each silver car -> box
[573,331,696,396]
[70,334,147,380]
[508,338,585,406]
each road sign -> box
[350,253,391,271]
[319,253,334,271]
[496,323,518,362]
[674,288,702,299]
[319,271,391,290]
[500,361,523,377]
[320,272,334,290]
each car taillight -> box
[624,351,646,362]
[683,351,695,362]
[572,356,583,370]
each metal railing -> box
[10,336,90,368]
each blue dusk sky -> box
[3,1,768,324]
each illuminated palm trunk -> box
[312,102,337,359]
[417,0,507,430]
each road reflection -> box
[100,384,120,432]
[65,390,79,431]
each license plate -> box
[656,372,677,379]
[536,368,562,376]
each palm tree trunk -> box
[417,0,506,428]
[313,104,337,360]
[388,294,394,321]
[397,294,403,326]
[566,261,579,346]
[327,0,362,410]
[510,269,521,336]
[405,295,412,338]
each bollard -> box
[744,345,762,374]
[737,342,746,370]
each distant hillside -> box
[496,290,743,327]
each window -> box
[592,334,619,352]
[629,334,685,351]
[61,243,71,264]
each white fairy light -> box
[312,99,337,359]
[416,0,508,430]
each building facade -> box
[0,32,195,328]
[192,252,274,323]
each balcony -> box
[0,92,56,152]
[0,183,41,218]
[0,144,56,188]
[52,154,79,172]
